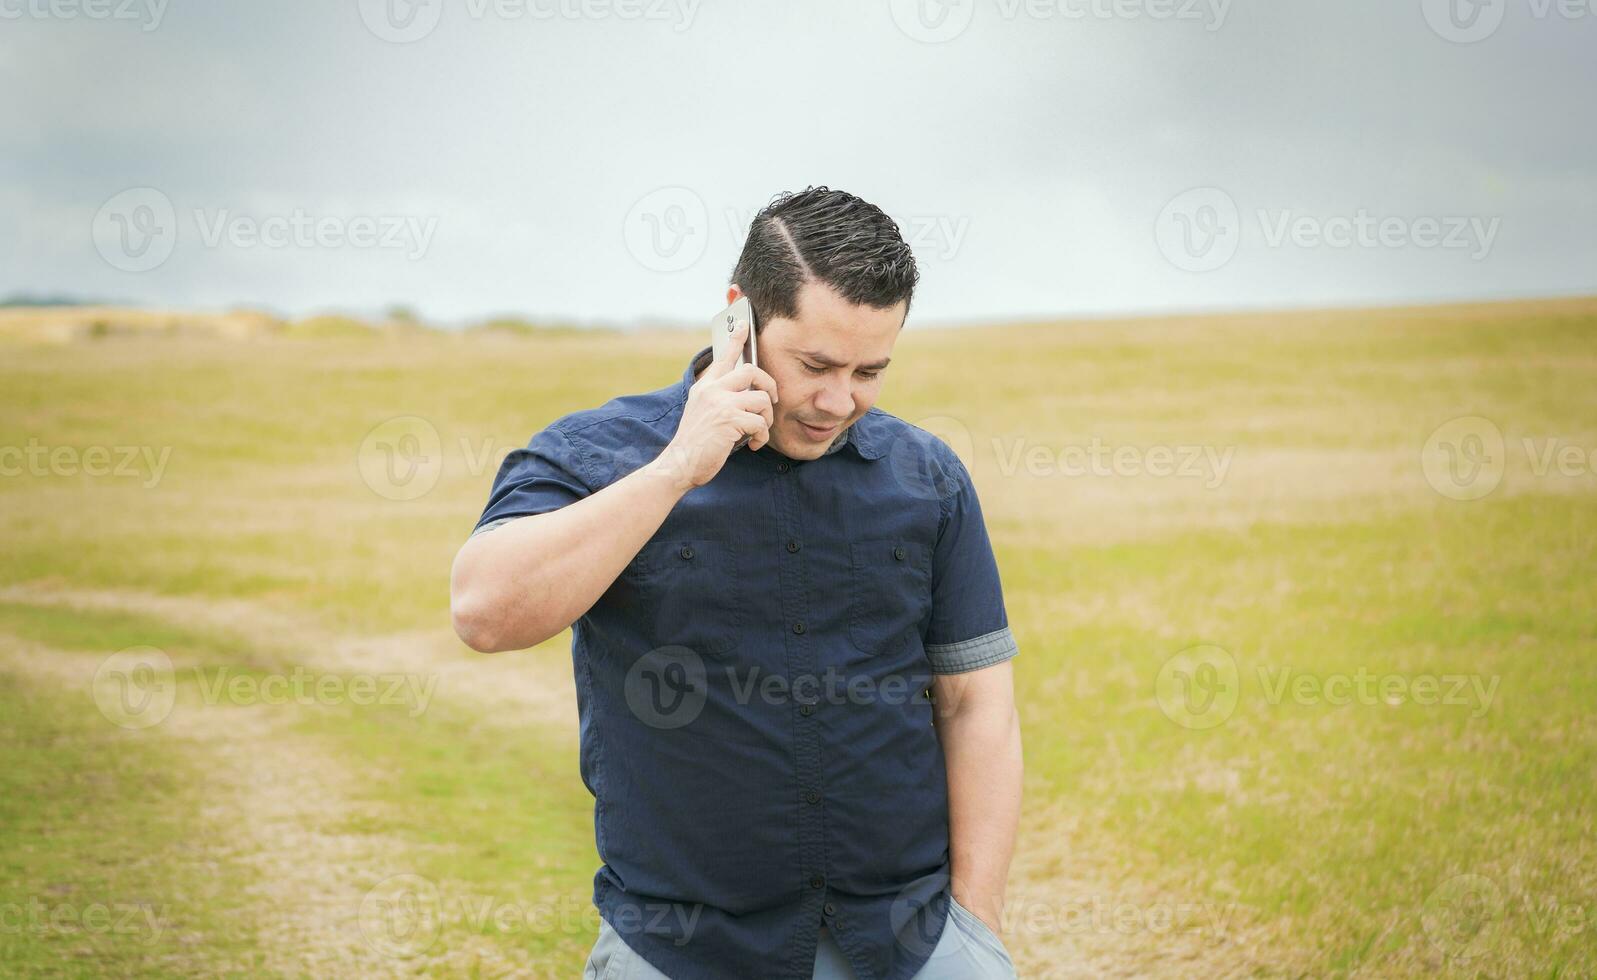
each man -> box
[451,187,1022,979]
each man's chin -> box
[769,431,832,460]
[769,440,824,460]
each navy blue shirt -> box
[471,345,1019,979]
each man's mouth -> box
[798,419,843,440]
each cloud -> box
[3,0,1593,322]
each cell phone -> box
[710,296,758,370]
[709,297,759,451]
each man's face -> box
[719,280,905,460]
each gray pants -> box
[583,895,1017,979]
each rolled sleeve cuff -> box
[470,515,524,538]
[925,625,1019,674]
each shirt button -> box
[893,546,906,561]
[792,622,806,634]
[777,462,790,473]
[786,539,800,553]
[809,875,825,889]
[823,902,836,916]
[805,789,820,804]
[679,546,694,560]
[800,704,814,717]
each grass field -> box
[1,298,1594,977]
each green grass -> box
[1,298,1594,975]
[295,697,599,972]
[0,611,265,977]
[0,600,601,977]
[1009,494,1595,970]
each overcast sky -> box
[4,0,1593,326]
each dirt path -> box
[0,583,579,732]
[4,583,1282,977]
[0,586,575,977]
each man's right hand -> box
[651,320,779,491]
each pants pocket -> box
[583,920,635,980]
[947,895,1017,973]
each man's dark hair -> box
[731,186,919,330]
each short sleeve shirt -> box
[470,345,1019,979]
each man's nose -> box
[814,377,853,418]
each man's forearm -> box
[450,455,690,652]
[937,689,1023,934]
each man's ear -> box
[726,283,744,305]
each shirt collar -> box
[681,345,883,460]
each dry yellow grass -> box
[2,296,1593,977]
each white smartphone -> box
[710,296,758,370]
[709,297,759,451]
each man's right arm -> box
[449,456,692,653]
[451,320,777,654]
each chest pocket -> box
[621,537,747,656]
[849,538,933,657]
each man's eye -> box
[802,362,880,379]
